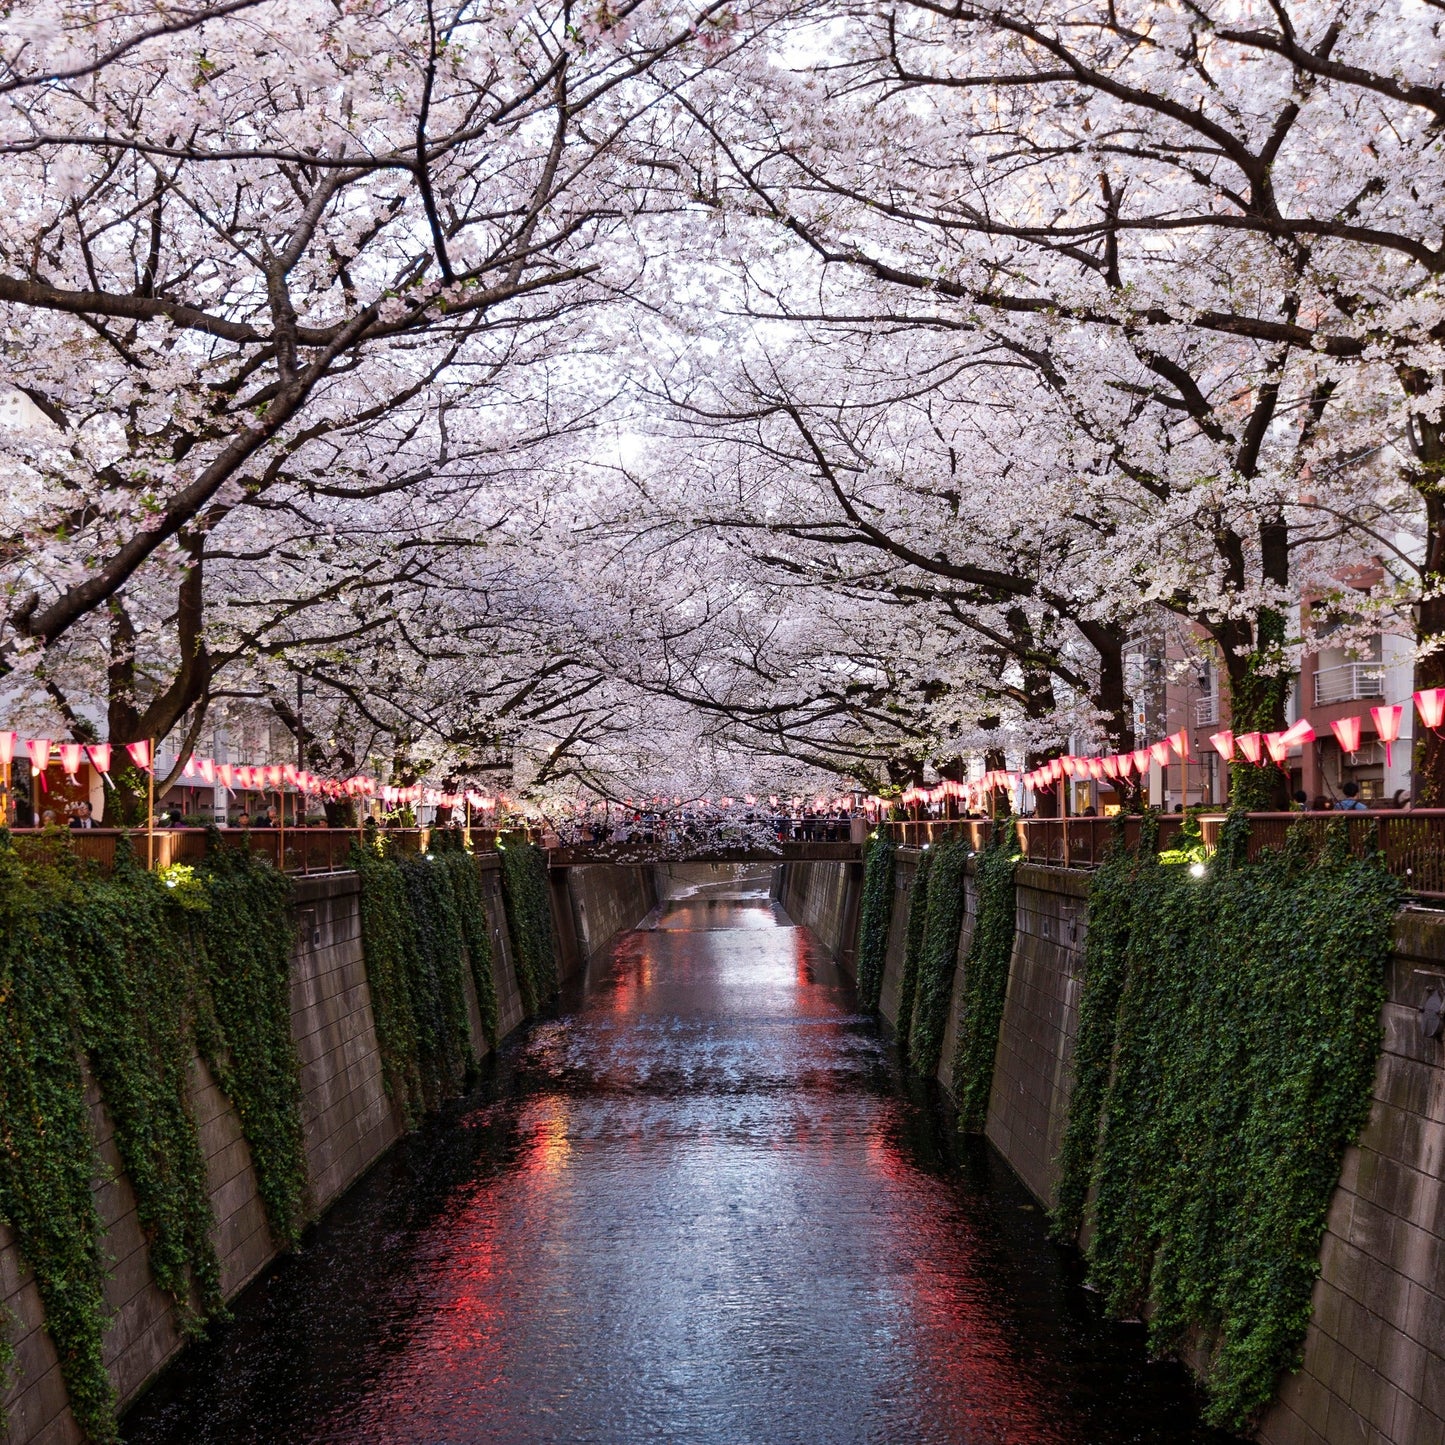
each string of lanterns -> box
[860,687,1445,814]
[0,731,506,813]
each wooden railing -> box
[884,811,1445,898]
[4,826,516,875]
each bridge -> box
[545,839,863,866]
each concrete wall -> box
[0,857,652,1445]
[779,854,1445,1445]
[563,865,659,965]
[776,859,864,975]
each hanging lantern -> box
[1102,756,1119,779]
[27,738,51,790]
[1086,758,1103,780]
[1415,688,1445,730]
[1371,704,1404,767]
[1149,739,1171,767]
[217,763,235,788]
[1264,731,1290,766]
[1209,730,1235,762]
[0,731,15,766]
[1236,732,1264,765]
[198,757,216,785]
[1131,747,1151,773]
[1170,729,1191,759]
[283,764,300,786]
[59,742,83,780]
[183,755,198,779]
[125,740,152,772]
[1117,752,1135,779]
[1279,718,1316,748]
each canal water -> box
[124,877,1231,1444]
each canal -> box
[124,875,1231,1444]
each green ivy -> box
[1050,814,1146,1244]
[0,832,117,1440]
[192,837,307,1246]
[951,819,1019,1130]
[0,829,311,1443]
[1051,812,1400,1430]
[435,835,499,1046]
[854,831,896,1014]
[497,837,557,1017]
[350,844,425,1124]
[396,851,472,1102]
[908,837,970,1080]
[893,845,934,1058]
[351,837,497,1128]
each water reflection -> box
[124,891,1231,1444]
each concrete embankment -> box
[777,850,1445,1445]
[0,859,655,1445]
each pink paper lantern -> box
[59,742,83,778]
[1209,730,1235,761]
[124,740,152,772]
[1236,732,1264,764]
[1102,756,1119,779]
[1415,689,1445,730]
[1149,739,1171,767]
[1265,732,1289,766]
[1330,716,1362,754]
[1170,729,1191,759]
[1132,747,1151,773]
[1280,718,1316,747]
[0,731,15,766]
[27,737,51,780]
[1117,752,1135,778]
[1371,704,1404,767]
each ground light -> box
[1190,862,1207,878]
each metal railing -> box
[1313,661,1386,706]
[4,825,514,875]
[884,811,1445,898]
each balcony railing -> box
[1314,661,1386,706]
[1195,694,1219,727]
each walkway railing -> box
[885,811,1445,898]
[4,826,515,875]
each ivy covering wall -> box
[854,831,895,1014]
[1051,813,1400,1431]
[0,829,303,1444]
[893,845,933,1059]
[497,837,558,1017]
[0,826,506,1443]
[351,836,497,1125]
[950,820,1019,1131]
[907,838,970,1080]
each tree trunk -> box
[1219,612,1291,810]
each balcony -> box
[1194,694,1219,727]
[1313,662,1386,706]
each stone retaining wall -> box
[775,858,863,973]
[781,853,1445,1445]
[0,857,650,1444]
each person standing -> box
[1335,782,1368,811]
